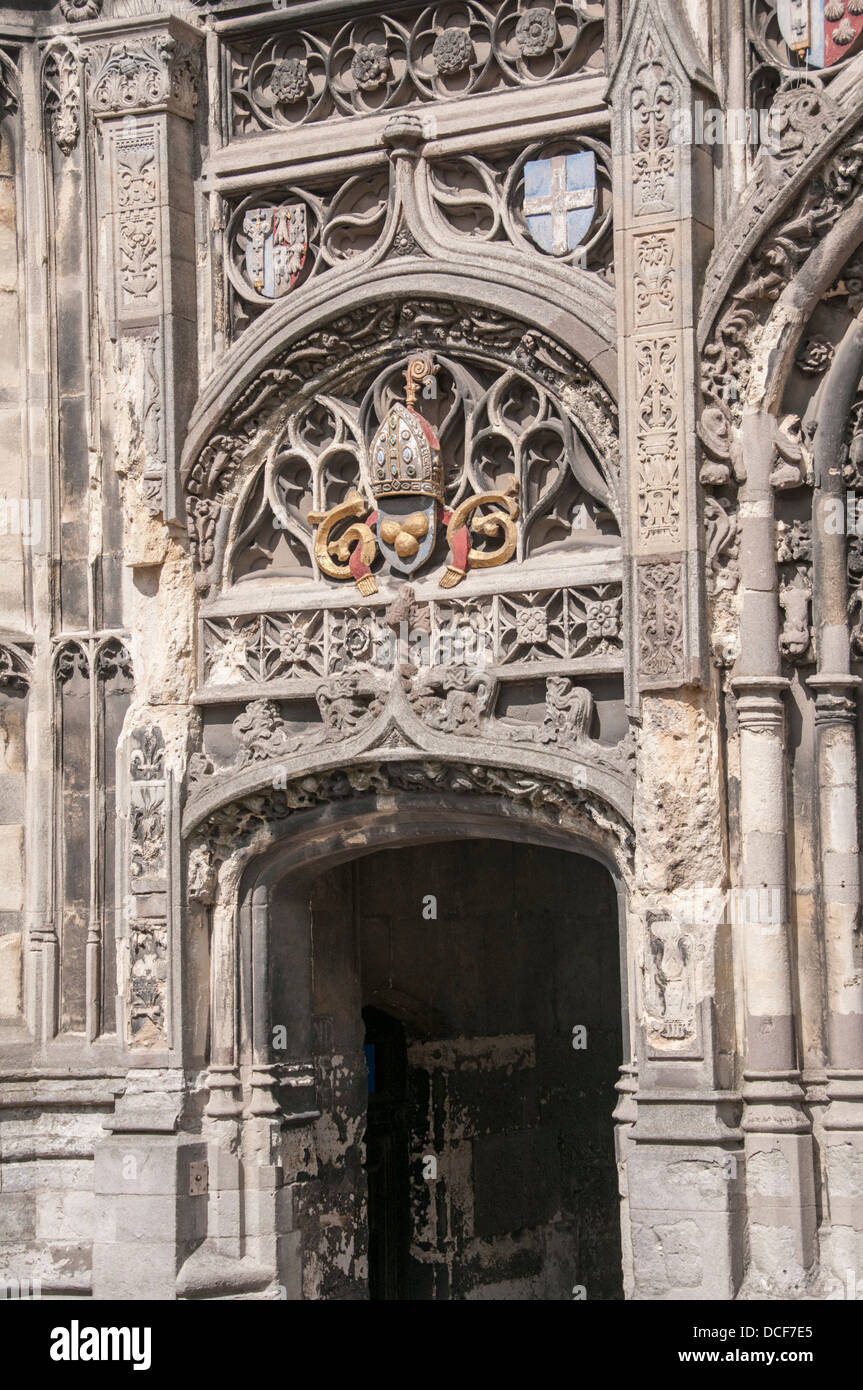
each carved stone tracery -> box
[228,2,605,136]
[186,303,619,597]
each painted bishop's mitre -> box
[369,355,444,504]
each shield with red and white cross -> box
[243,203,308,299]
[777,0,863,68]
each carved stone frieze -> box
[228,2,604,136]
[200,582,624,694]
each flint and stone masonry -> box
[0,0,861,1300]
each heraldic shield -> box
[777,0,863,67]
[243,203,308,299]
[307,353,519,596]
[523,151,596,257]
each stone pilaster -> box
[84,18,202,526]
[608,2,741,1299]
[609,0,712,696]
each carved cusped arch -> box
[182,278,619,599]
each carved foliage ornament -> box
[190,758,634,884]
[43,45,80,157]
[638,561,685,683]
[87,34,200,118]
[630,35,676,217]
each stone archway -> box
[180,778,634,1301]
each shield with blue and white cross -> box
[523,152,596,257]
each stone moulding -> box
[181,676,635,842]
[697,82,860,354]
[184,755,635,895]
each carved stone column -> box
[730,674,818,1287]
[808,311,863,1282]
[84,19,202,524]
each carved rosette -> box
[228,4,603,134]
[60,0,102,19]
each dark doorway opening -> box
[362,1006,410,1300]
[276,834,625,1298]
